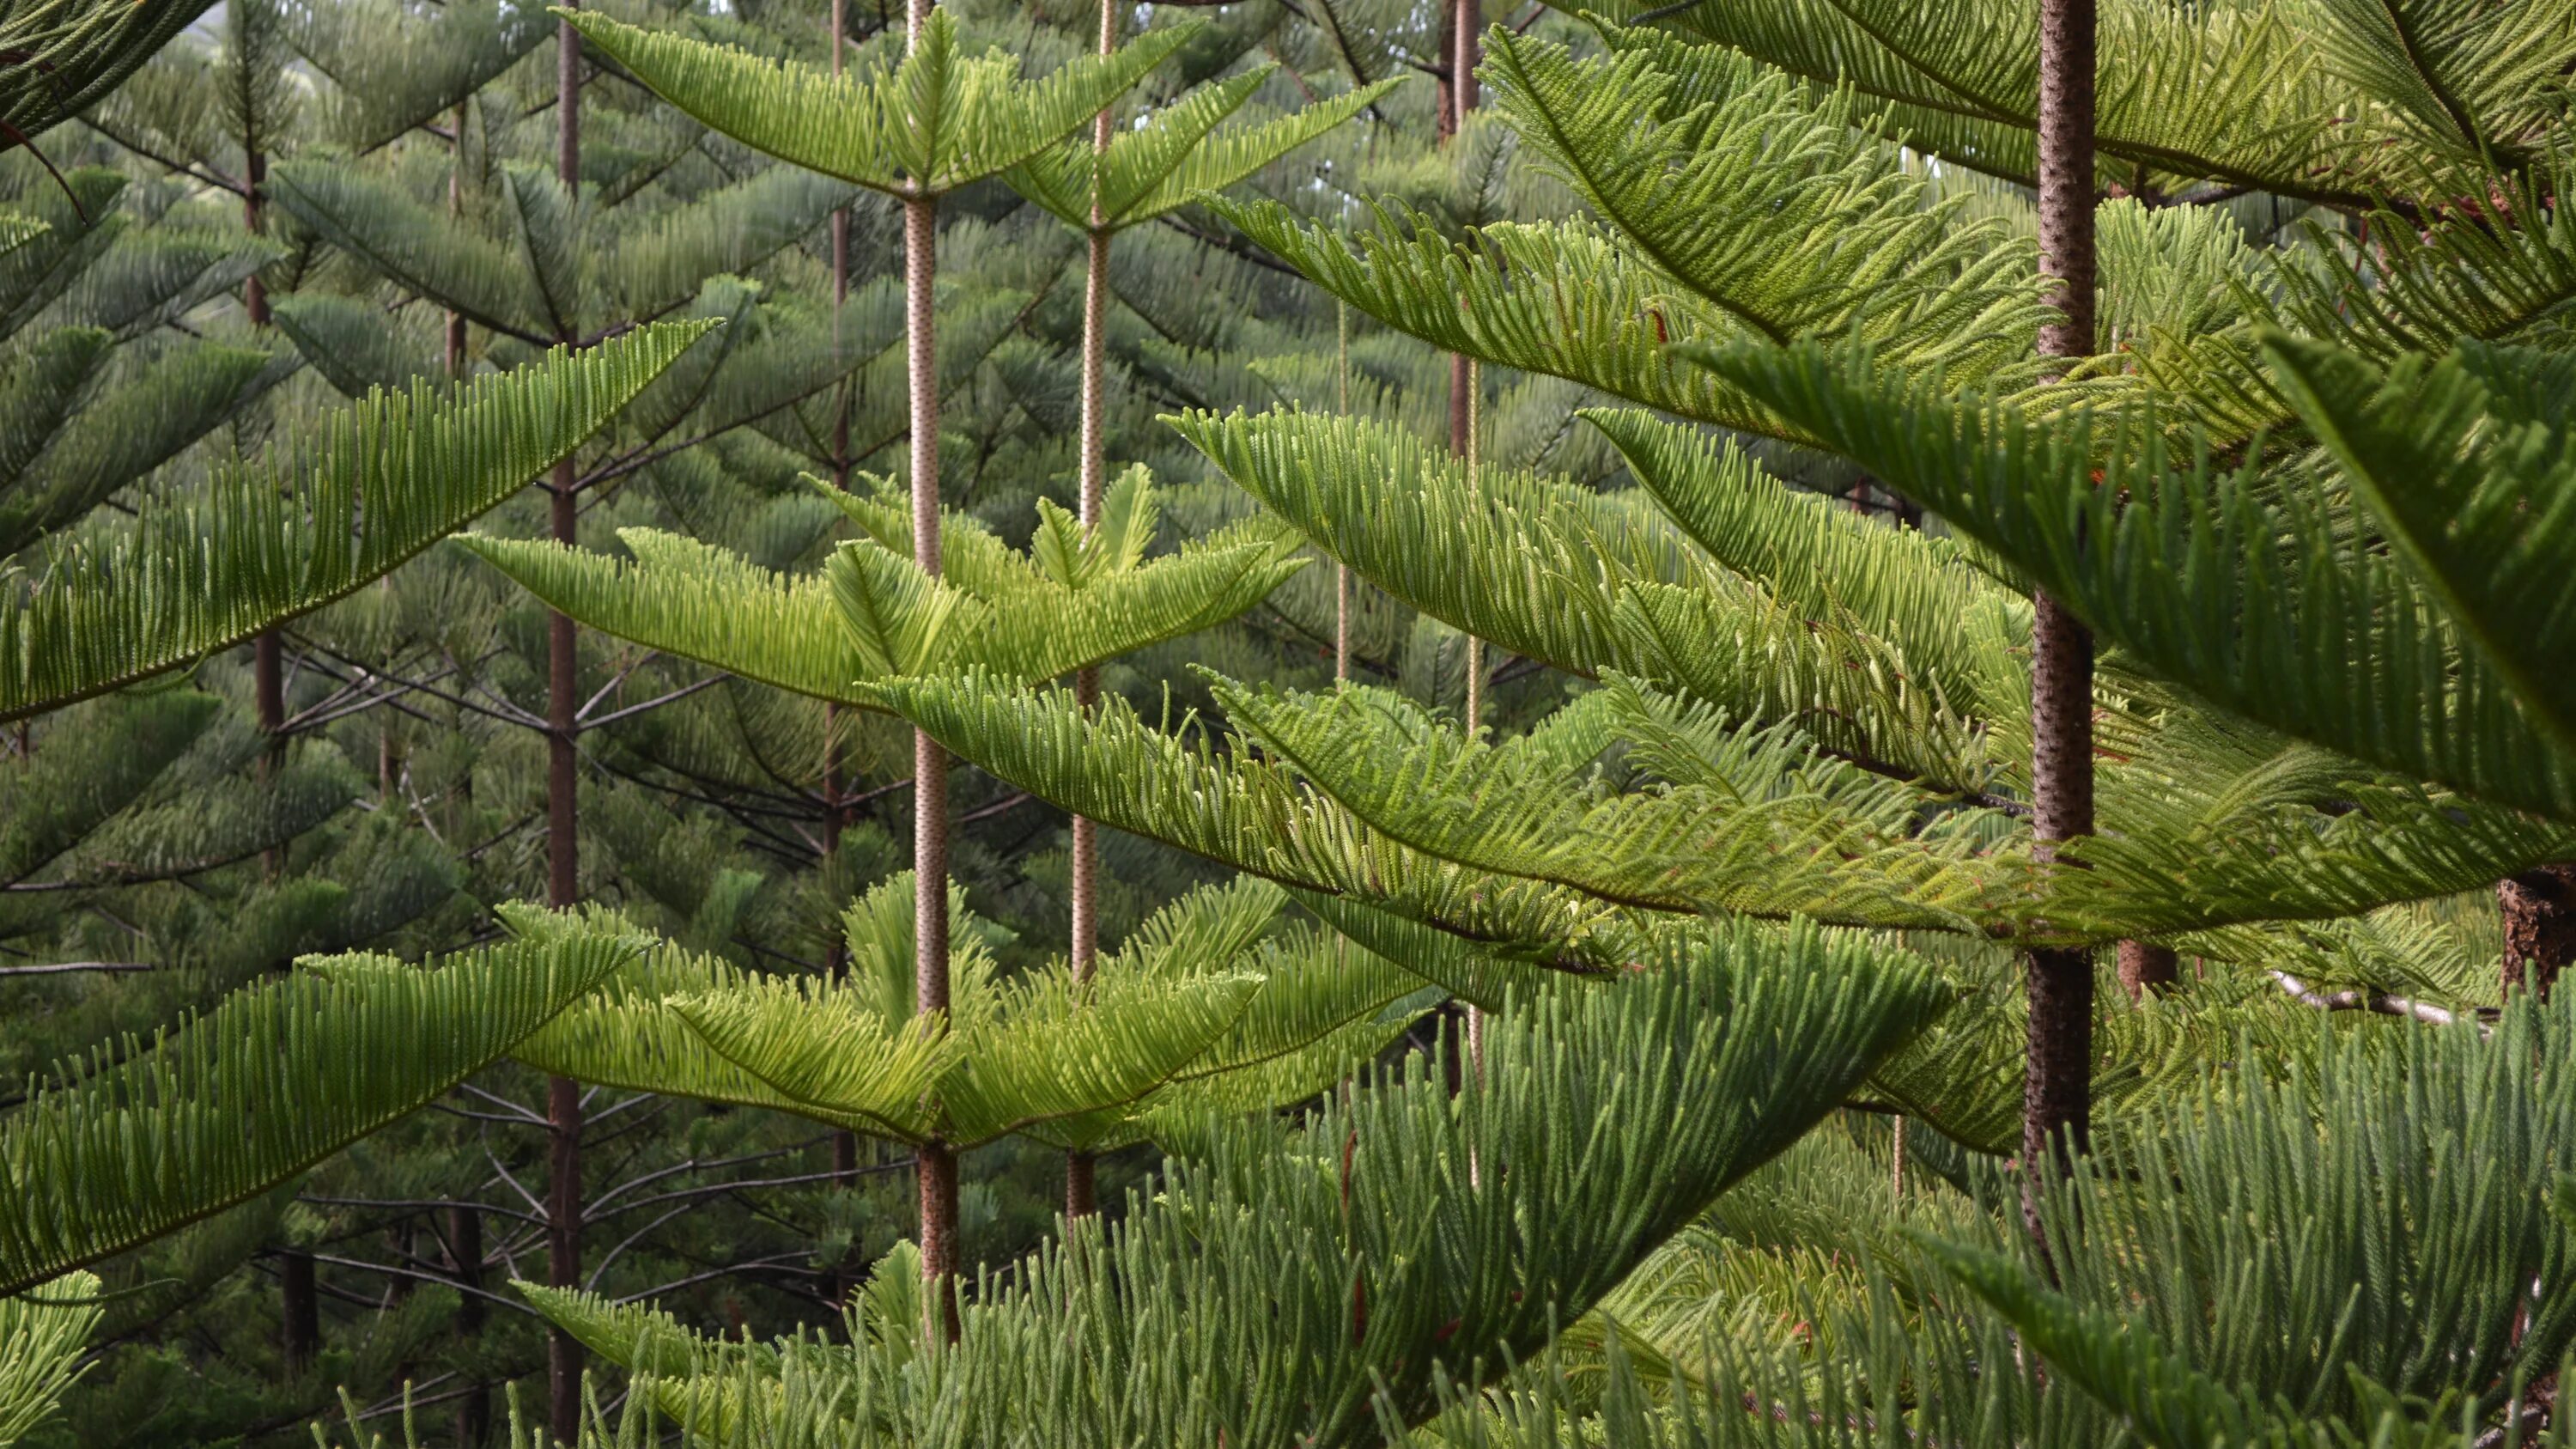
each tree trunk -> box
[823,0,860,1222]
[547,16,586,1440]
[247,142,286,878]
[1061,0,1121,1226]
[2501,863,2575,1001]
[1433,0,1456,143]
[2117,940,2178,999]
[447,104,467,376]
[902,0,959,1327]
[1453,0,1479,119]
[449,1205,489,1447]
[1334,300,1352,683]
[2023,0,2098,1251]
[279,1250,318,1373]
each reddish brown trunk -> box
[1066,1149,1097,1221]
[2117,940,2178,999]
[902,172,959,1337]
[1453,0,1479,121]
[243,147,269,326]
[449,1204,489,1447]
[1063,0,1116,1220]
[2020,0,2099,1253]
[917,1141,960,1341]
[1433,0,1457,143]
[279,1250,318,1372]
[2500,863,2575,1000]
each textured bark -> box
[1063,0,1118,1220]
[2020,0,2099,1253]
[449,1205,489,1447]
[917,1141,961,1341]
[902,166,961,1337]
[2500,862,2576,1000]
[2117,940,2179,999]
[279,1251,318,1373]
[1433,0,1456,143]
[1453,0,1479,125]
[1065,1149,1098,1221]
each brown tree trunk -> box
[901,0,960,1313]
[2501,863,2575,1001]
[449,1205,489,1447]
[547,16,586,1440]
[2022,0,2098,1251]
[1061,0,1121,1225]
[1433,0,1457,143]
[2117,940,2178,999]
[279,1250,318,1373]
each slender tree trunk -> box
[822,0,860,1224]
[1334,300,1352,683]
[246,143,288,879]
[447,104,467,375]
[279,1250,318,1373]
[2501,863,2575,1001]
[2023,0,2098,1249]
[1433,0,1457,144]
[1448,0,1483,736]
[242,148,269,327]
[2117,941,2178,999]
[903,0,959,1334]
[1062,0,1121,1226]
[546,15,587,1440]
[1453,0,1478,120]
[449,1205,489,1447]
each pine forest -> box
[0,0,2571,1443]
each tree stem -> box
[2023,0,2098,1253]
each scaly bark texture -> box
[901,0,961,1314]
[1064,0,1119,1224]
[547,15,586,1440]
[2118,940,2178,998]
[2500,863,2575,1000]
[2024,0,2098,1246]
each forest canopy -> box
[0,0,2572,1445]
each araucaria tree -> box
[2,1,2574,1446]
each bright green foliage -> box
[1005,68,1400,233]
[559,7,1198,200]
[0,916,645,1294]
[519,872,1425,1155]
[526,922,1946,1446]
[0,1273,101,1448]
[0,320,710,719]
[1702,334,2576,825]
[459,468,1305,705]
